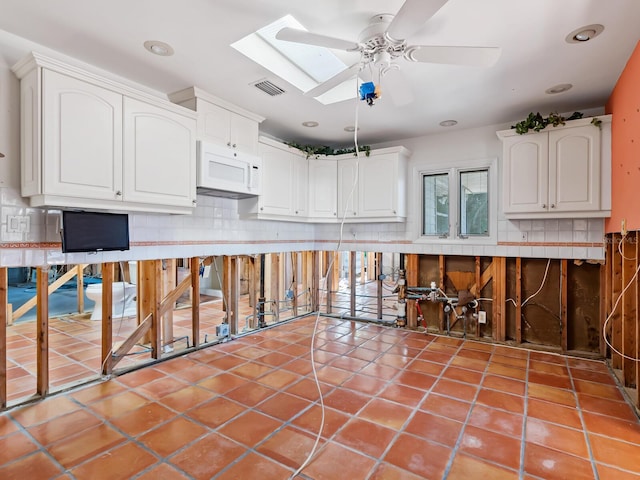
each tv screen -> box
[61,211,130,253]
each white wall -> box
[0,45,605,268]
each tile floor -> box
[1,316,640,479]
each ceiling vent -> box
[253,79,286,96]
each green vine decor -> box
[285,141,371,158]
[512,111,584,134]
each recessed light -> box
[143,40,174,56]
[545,83,573,94]
[565,24,604,44]
[344,126,359,132]
[302,121,319,127]
[439,120,458,127]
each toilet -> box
[86,281,137,321]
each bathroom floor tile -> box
[404,410,463,447]
[216,451,291,479]
[358,398,413,430]
[334,417,397,457]
[169,433,245,480]
[256,426,317,469]
[0,451,62,479]
[138,417,207,457]
[384,433,451,478]
[447,453,519,480]
[468,405,523,438]
[218,410,282,447]
[301,442,377,480]
[460,425,522,470]
[292,404,351,438]
[68,441,156,480]
[524,442,595,480]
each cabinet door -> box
[229,113,259,155]
[502,134,549,213]
[197,99,231,146]
[42,70,123,199]
[308,158,337,219]
[123,97,196,207]
[292,155,308,217]
[337,158,359,217]
[359,153,400,217]
[549,125,600,212]
[257,143,294,215]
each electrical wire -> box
[618,232,637,261]
[522,258,551,307]
[291,71,363,480]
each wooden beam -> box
[326,252,334,314]
[600,243,609,358]
[77,265,85,314]
[159,273,192,317]
[406,254,419,328]
[110,314,152,369]
[350,251,356,317]
[270,254,280,321]
[636,233,640,406]
[291,252,298,317]
[622,236,637,386]
[101,263,114,376]
[377,253,383,319]
[229,256,239,334]
[561,259,568,352]
[493,257,507,342]
[161,259,176,352]
[191,257,200,348]
[223,256,231,314]
[36,266,49,396]
[516,257,522,344]
[139,260,161,359]
[0,268,7,408]
[439,255,445,332]
[475,257,481,337]
[311,251,320,312]
[611,234,623,369]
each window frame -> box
[415,157,497,245]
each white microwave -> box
[196,141,262,198]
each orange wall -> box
[605,40,640,234]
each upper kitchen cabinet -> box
[13,52,197,214]
[169,87,264,156]
[497,115,611,219]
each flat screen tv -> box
[61,211,130,253]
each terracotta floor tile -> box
[196,372,248,394]
[583,410,640,444]
[420,393,472,422]
[169,432,245,479]
[529,371,573,390]
[255,369,301,390]
[529,352,566,365]
[257,351,295,367]
[115,368,166,387]
[460,425,522,470]
[524,442,595,480]
[315,365,354,386]
[527,398,583,429]
[570,367,617,385]
[573,379,625,401]
[48,423,126,469]
[256,392,311,421]
[342,373,388,396]
[256,426,317,469]
[447,453,519,480]
[590,433,640,472]
[207,354,247,371]
[216,451,291,479]
[384,433,451,478]
[28,409,103,446]
[334,417,397,457]
[330,355,369,373]
[154,357,199,374]
[0,451,62,479]
[280,358,313,376]
[11,396,81,428]
[218,410,282,447]
[360,362,401,380]
[450,356,487,371]
[224,381,277,407]
[138,417,207,457]
[0,431,39,465]
[578,393,638,421]
[135,463,191,480]
[468,405,523,438]
[0,415,19,438]
[476,388,524,414]
[369,462,425,480]
[285,377,334,401]
[487,363,528,381]
[418,349,455,364]
[69,441,157,480]
[359,398,413,430]
[442,365,484,384]
[527,383,576,407]
[111,401,175,436]
[395,370,437,391]
[378,383,426,407]
[323,387,371,414]
[405,410,463,447]
[491,354,528,369]
[526,418,589,459]
[158,385,213,411]
[230,361,272,380]
[185,396,245,429]
[135,377,189,401]
[458,349,492,362]
[596,463,640,480]
[170,363,219,383]
[432,378,478,402]
[292,405,350,438]
[70,380,128,405]
[302,441,377,480]
[89,391,151,420]
[482,374,526,396]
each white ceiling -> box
[0,0,639,147]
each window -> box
[420,161,494,241]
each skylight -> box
[231,15,356,104]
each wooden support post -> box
[271,254,280,321]
[101,263,114,375]
[229,256,239,334]
[0,268,7,408]
[36,266,49,396]
[77,265,85,314]
[601,241,611,357]
[360,252,366,285]
[475,257,482,337]
[377,252,383,319]
[248,256,256,311]
[332,252,340,294]
[622,237,637,386]
[191,257,200,348]
[311,251,320,312]
[291,252,298,317]
[636,234,640,406]
[162,259,176,351]
[515,258,522,344]
[326,252,334,314]
[349,251,356,317]
[279,253,286,315]
[493,257,507,342]
[223,256,231,314]
[611,234,623,369]
[561,259,568,352]
[139,260,161,359]
[439,255,445,332]
[406,254,418,328]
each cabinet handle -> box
[550,204,556,209]
[353,212,357,215]
[393,210,396,214]
[541,204,547,209]
[227,142,231,147]
[232,143,237,148]
[192,200,197,205]
[295,210,299,214]
[260,207,264,211]
[334,212,337,216]
[116,191,122,197]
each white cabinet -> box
[238,137,308,220]
[497,116,611,219]
[169,87,264,156]
[337,147,409,222]
[308,158,338,220]
[14,52,197,214]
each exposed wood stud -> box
[291,252,298,317]
[101,263,114,376]
[377,253,383,319]
[439,255,445,332]
[139,260,161,359]
[77,265,85,314]
[350,251,356,317]
[110,314,152,369]
[611,234,623,369]
[516,257,522,344]
[622,236,637,386]
[406,254,418,328]
[191,257,200,348]
[636,233,640,406]
[475,257,481,337]
[311,251,320,312]
[36,266,49,396]
[561,259,568,352]
[0,267,7,408]
[271,254,280,321]
[162,259,176,351]
[230,256,239,335]
[600,245,610,357]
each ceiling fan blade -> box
[386,0,448,41]
[304,63,362,97]
[381,67,414,106]
[406,45,501,67]
[276,27,360,51]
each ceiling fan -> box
[275,0,501,105]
